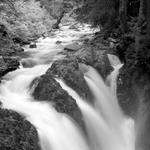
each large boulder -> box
[0,56,20,77]
[0,108,41,150]
[13,37,31,45]
[21,58,37,68]
[64,43,82,51]
[74,46,113,79]
[47,58,90,98]
[29,42,37,48]
[33,74,84,127]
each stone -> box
[29,42,37,48]
[64,43,81,51]
[0,108,41,150]
[33,74,84,127]
[47,58,90,98]
[0,56,20,77]
[74,47,113,79]
[56,41,62,44]
[21,58,37,68]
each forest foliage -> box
[0,0,80,40]
[76,0,150,80]
[0,0,56,40]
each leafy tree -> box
[76,0,119,28]
[0,0,55,40]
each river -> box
[0,24,135,150]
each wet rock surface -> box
[117,67,139,117]
[33,74,84,127]
[74,46,113,79]
[0,108,41,150]
[0,56,20,77]
[29,42,37,48]
[64,43,82,51]
[47,58,90,98]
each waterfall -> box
[57,55,135,150]
[0,62,89,150]
[0,24,134,150]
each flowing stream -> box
[0,24,134,150]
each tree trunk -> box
[138,0,146,25]
[119,0,128,33]
[135,0,146,51]
[52,11,65,29]
[146,0,150,41]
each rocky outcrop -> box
[117,67,139,117]
[0,56,20,77]
[47,58,90,98]
[29,42,37,48]
[64,43,82,51]
[13,37,31,45]
[0,108,41,150]
[56,41,62,44]
[74,45,113,79]
[33,74,84,127]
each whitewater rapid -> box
[0,24,134,150]
[58,59,135,150]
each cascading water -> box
[58,55,135,150]
[0,23,134,150]
[0,66,89,150]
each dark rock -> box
[0,108,41,150]
[47,58,90,98]
[0,48,16,56]
[11,44,24,52]
[30,77,40,93]
[52,24,60,30]
[117,67,138,117]
[74,47,113,79]
[13,37,31,45]
[0,56,20,77]
[56,41,62,44]
[33,74,83,127]
[64,43,81,51]
[29,42,37,48]
[69,25,80,31]
[21,58,37,68]
[0,24,7,36]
